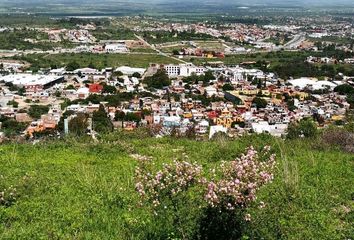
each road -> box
[134,34,187,64]
[284,34,306,50]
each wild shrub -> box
[134,146,276,239]
[321,128,354,153]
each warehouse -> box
[0,74,64,92]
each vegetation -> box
[14,53,180,71]
[92,105,114,133]
[92,28,136,41]
[28,105,50,120]
[252,97,268,109]
[144,69,171,89]
[0,132,352,239]
[142,30,216,44]
[0,115,27,136]
[287,118,318,140]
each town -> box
[0,1,354,240]
[0,14,354,141]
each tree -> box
[115,111,126,128]
[69,113,89,136]
[144,69,171,89]
[102,85,117,94]
[132,72,141,78]
[172,49,180,55]
[92,104,113,133]
[222,84,234,91]
[287,99,296,112]
[113,71,123,77]
[66,61,80,71]
[28,105,49,119]
[87,62,96,69]
[17,87,25,96]
[334,84,354,95]
[125,112,142,124]
[65,85,76,90]
[7,100,19,108]
[203,70,215,82]
[287,118,317,139]
[0,115,27,137]
[252,97,267,109]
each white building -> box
[0,74,64,92]
[115,66,146,76]
[105,43,128,53]
[164,63,205,77]
[289,78,337,90]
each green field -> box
[0,132,353,239]
[13,53,180,70]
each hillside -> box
[0,133,353,239]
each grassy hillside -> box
[0,133,353,239]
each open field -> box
[10,53,180,70]
[194,41,226,51]
[0,133,353,239]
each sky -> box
[0,0,353,15]
[0,0,353,6]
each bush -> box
[321,128,354,153]
[135,146,276,239]
[28,105,49,119]
[287,118,318,139]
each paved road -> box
[284,34,306,50]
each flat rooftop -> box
[0,74,63,86]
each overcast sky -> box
[0,0,353,5]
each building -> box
[0,74,64,93]
[163,63,206,77]
[105,43,128,53]
[115,66,146,76]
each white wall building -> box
[164,63,205,77]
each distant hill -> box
[0,0,353,13]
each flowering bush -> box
[205,146,276,210]
[134,146,276,239]
[135,159,204,207]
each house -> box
[77,87,90,99]
[204,86,218,97]
[89,84,103,93]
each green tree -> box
[222,84,234,91]
[115,111,126,128]
[102,85,117,94]
[93,105,113,133]
[28,105,49,119]
[124,112,141,123]
[132,72,141,78]
[66,61,80,71]
[287,118,317,139]
[7,100,19,108]
[69,113,89,136]
[252,97,267,109]
[144,69,171,89]
[334,84,354,95]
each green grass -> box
[129,48,157,53]
[13,53,180,70]
[0,133,353,239]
